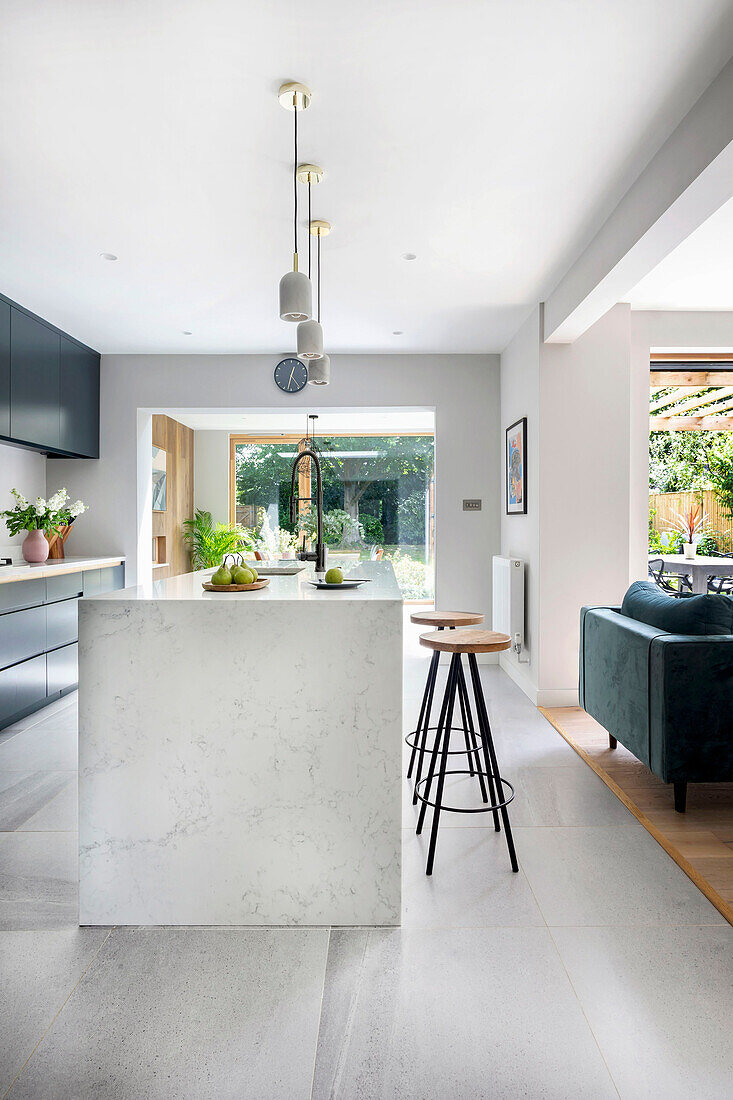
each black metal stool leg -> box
[416,660,455,835]
[426,654,460,876]
[456,668,479,788]
[457,660,497,827]
[456,663,475,777]
[407,648,437,780]
[468,654,519,873]
[411,649,440,805]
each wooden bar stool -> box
[415,629,519,876]
[406,611,487,813]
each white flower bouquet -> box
[2,488,88,537]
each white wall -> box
[499,308,541,700]
[193,431,230,525]
[539,304,634,704]
[500,304,646,706]
[0,442,47,558]
[52,354,501,619]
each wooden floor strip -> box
[539,706,733,927]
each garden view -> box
[649,397,733,556]
[232,434,435,600]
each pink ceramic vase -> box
[22,528,49,563]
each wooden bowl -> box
[202,578,270,592]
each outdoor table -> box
[659,554,733,595]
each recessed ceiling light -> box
[99,252,118,261]
[393,330,403,335]
[402,253,417,261]
[182,330,192,336]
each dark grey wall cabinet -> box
[47,643,78,697]
[0,561,124,728]
[59,336,100,457]
[0,300,9,438]
[46,598,79,651]
[10,307,61,450]
[0,654,46,728]
[0,293,100,458]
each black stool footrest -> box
[405,726,484,759]
[414,773,514,815]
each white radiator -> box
[492,556,527,661]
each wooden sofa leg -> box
[608,735,617,750]
[674,781,687,814]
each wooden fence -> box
[649,490,732,536]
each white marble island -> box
[78,561,403,926]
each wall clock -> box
[274,357,308,394]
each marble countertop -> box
[86,559,401,603]
[0,555,125,585]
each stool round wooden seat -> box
[410,610,484,628]
[420,629,511,654]
[411,629,518,877]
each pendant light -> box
[308,219,331,386]
[278,83,313,322]
[297,165,325,359]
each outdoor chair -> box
[648,557,691,597]
[708,575,733,595]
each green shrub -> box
[361,514,384,544]
[386,549,433,600]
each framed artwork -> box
[152,446,167,512]
[505,418,527,515]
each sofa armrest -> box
[579,607,667,765]
[649,634,733,783]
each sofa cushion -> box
[621,580,733,636]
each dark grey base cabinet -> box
[0,564,124,729]
[0,294,100,458]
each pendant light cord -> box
[293,101,298,259]
[308,181,312,279]
[317,233,321,323]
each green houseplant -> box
[182,509,253,570]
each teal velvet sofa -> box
[579,581,733,813]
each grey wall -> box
[52,353,501,617]
[0,441,47,557]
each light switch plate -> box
[463,499,482,511]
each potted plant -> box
[1,488,88,563]
[669,503,708,560]
[181,509,253,570]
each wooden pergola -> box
[650,362,733,431]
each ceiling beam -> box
[651,386,733,416]
[649,371,733,386]
[543,58,733,343]
[650,416,733,431]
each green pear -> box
[211,565,232,586]
[232,566,254,585]
[248,565,258,581]
[325,567,343,585]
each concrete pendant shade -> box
[308,354,330,385]
[297,318,324,359]
[279,270,312,322]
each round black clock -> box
[274,357,308,394]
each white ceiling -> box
[1,0,733,355]
[629,194,733,311]
[167,408,435,434]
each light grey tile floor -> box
[550,924,733,1100]
[8,927,329,1100]
[311,927,617,1100]
[1,665,731,1098]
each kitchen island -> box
[78,560,402,926]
